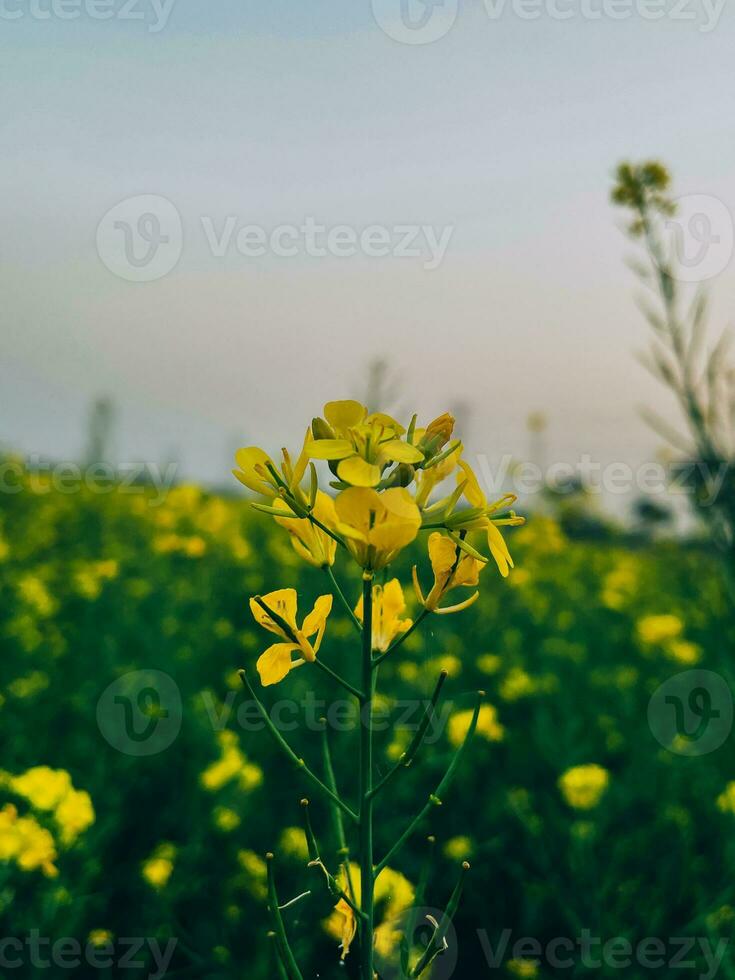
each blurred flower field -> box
[1,464,735,978]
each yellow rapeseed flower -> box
[558,764,610,810]
[412,532,483,614]
[448,705,504,747]
[354,578,412,652]
[716,782,735,815]
[334,487,421,570]
[142,843,176,890]
[250,588,332,686]
[636,614,683,646]
[55,789,95,845]
[273,491,338,567]
[306,400,424,488]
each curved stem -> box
[323,563,362,634]
[374,692,483,876]
[312,657,364,701]
[239,670,358,824]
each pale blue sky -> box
[2,0,734,506]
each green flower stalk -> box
[233,399,523,978]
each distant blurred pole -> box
[363,357,400,415]
[84,396,115,466]
[612,161,735,602]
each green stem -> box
[323,563,363,634]
[373,608,431,666]
[238,670,358,824]
[369,669,448,799]
[312,657,364,701]
[266,854,304,980]
[359,573,375,980]
[374,692,483,876]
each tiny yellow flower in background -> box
[87,930,114,948]
[413,532,483,614]
[636,614,683,646]
[273,491,338,567]
[9,767,72,811]
[506,956,540,977]
[212,806,241,832]
[665,639,701,665]
[335,487,421,570]
[558,764,610,810]
[0,804,58,878]
[448,705,504,747]
[716,782,735,815]
[55,789,95,845]
[499,667,537,702]
[443,835,473,860]
[200,731,263,792]
[477,654,502,675]
[355,578,412,652]
[237,849,268,901]
[250,588,332,686]
[278,826,310,862]
[142,843,177,891]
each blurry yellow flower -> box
[335,487,421,570]
[17,575,57,617]
[665,639,702,665]
[200,731,263,792]
[55,789,95,845]
[716,782,735,815]
[278,826,310,861]
[506,958,539,978]
[7,671,50,699]
[558,764,610,810]
[499,667,537,702]
[0,535,9,562]
[142,843,176,890]
[443,836,473,860]
[425,654,462,678]
[477,654,502,675]
[0,805,58,878]
[9,767,72,811]
[237,849,268,900]
[413,532,483,614]
[213,807,241,832]
[636,614,683,646]
[273,491,338,567]
[250,588,332,686]
[448,705,504,747]
[325,862,414,962]
[307,400,423,488]
[88,930,114,948]
[355,578,412,653]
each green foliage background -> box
[1,472,734,978]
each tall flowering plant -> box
[233,400,522,979]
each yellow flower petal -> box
[324,400,367,432]
[250,588,298,636]
[256,643,300,686]
[486,522,513,577]
[458,459,486,509]
[233,447,275,495]
[381,439,424,464]
[305,439,354,460]
[337,455,382,487]
[302,594,333,640]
